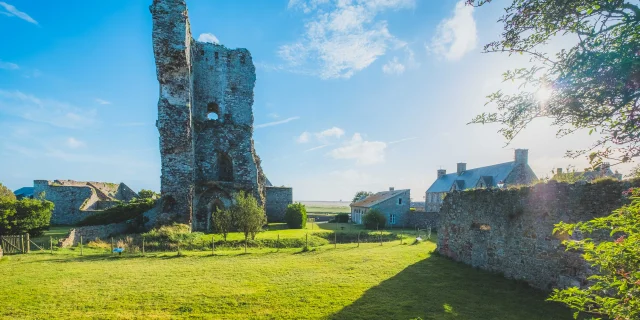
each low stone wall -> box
[265,187,293,222]
[438,179,639,290]
[58,223,129,248]
[403,211,439,229]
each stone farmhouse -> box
[351,188,410,227]
[425,149,537,212]
[32,180,138,225]
[149,0,291,231]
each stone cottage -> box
[425,149,537,212]
[33,180,138,225]
[351,188,410,227]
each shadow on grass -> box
[331,255,571,320]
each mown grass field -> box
[0,238,570,319]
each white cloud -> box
[297,131,311,143]
[95,98,111,105]
[316,126,345,139]
[280,0,414,79]
[197,33,220,44]
[328,133,386,165]
[268,113,280,119]
[0,60,18,70]
[255,116,300,129]
[382,56,405,75]
[0,2,38,25]
[0,89,97,129]
[429,1,477,61]
[66,137,85,149]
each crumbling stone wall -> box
[34,180,138,225]
[403,211,439,229]
[438,180,639,290]
[151,0,267,231]
[265,187,293,222]
[58,222,128,248]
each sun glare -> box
[535,85,553,103]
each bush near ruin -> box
[284,202,307,229]
[0,197,53,236]
[78,198,155,230]
[363,209,386,230]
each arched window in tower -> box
[218,152,233,182]
[207,102,219,120]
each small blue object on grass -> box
[113,247,124,255]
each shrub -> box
[334,213,349,223]
[284,203,307,229]
[211,207,233,241]
[231,191,266,241]
[138,189,159,200]
[78,199,155,227]
[363,209,386,230]
[548,187,640,320]
[0,198,53,236]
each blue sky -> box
[0,0,632,201]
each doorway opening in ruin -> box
[207,102,219,120]
[218,152,233,182]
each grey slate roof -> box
[351,189,408,208]
[427,162,516,193]
[14,187,34,198]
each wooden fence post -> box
[211,237,215,255]
[80,236,83,256]
[305,233,308,248]
[142,237,145,255]
[400,229,403,245]
[26,233,30,254]
[357,232,360,248]
[21,234,25,254]
[277,234,280,252]
[50,236,53,254]
[111,237,114,255]
[334,232,337,249]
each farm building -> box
[351,188,410,227]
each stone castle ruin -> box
[149,0,291,231]
[34,180,138,225]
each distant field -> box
[0,240,570,319]
[301,201,351,214]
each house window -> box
[390,214,396,225]
[398,198,402,205]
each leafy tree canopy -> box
[231,191,266,241]
[352,191,373,203]
[0,182,16,201]
[138,189,159,200]
[469,0,640,170]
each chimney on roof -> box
[457,163,466,175]
[557,168,563,174]
[437,169,446,179]
[515,149,528,165]
[389,187,394,191]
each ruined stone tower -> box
[150,0,266,231]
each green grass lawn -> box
[0,240,570,319]
[305,206,351,214]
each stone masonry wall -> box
[265,187,293,222]
[403,211,439,229]
[58,223,129,248]
[438,179,639,290]
[35,180,94,225]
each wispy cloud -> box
[0,2,38,25]
[115,122,146,127]
[328,133,386,165]
[0,60,18,70]
[66,137,85,149]
[305,144,330,152]
[95,98,111,105]
[197,33,219,44]
[382,57,405,75]
[429,1,477,61]
[268,113,280,119]
[280,0,414,79]
[388,136,417,144]
[0,89,97,129]
[297,131,311,143]
[255,116,300,129]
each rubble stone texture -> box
[33,180,137,225]
[437,179,640,290]
[150,0,269,231]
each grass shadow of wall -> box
[331,254,571,320]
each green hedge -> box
[78,199,155,227]
[284,203,307,229]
